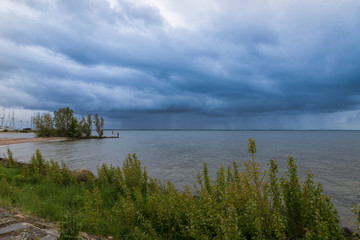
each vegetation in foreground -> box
[0,139,359,239]
[33,107,104,138]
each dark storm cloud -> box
[1,0,360,128]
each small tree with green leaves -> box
[75,116,86,138]
[59,203,81,240]
[3,148,17,168]
[353,204,360,238]
[94,114,104,138]
[33,112,55,137]
[32,107,97,139]
[84,114,92,138]
[54,107,76,137]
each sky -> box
[1,0,360,129]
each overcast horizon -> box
[1,0,360,130]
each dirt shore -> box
[0,131,33,134]
[0,207,104,239]
[0,137,68,146]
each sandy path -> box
[0,137,68,146]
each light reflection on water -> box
[1,130,359,229]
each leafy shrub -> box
[353,204,360,238]
[59,204,81,240]
[0,177,12,196]
[3,148,17,168]
[60,160,76,185]
[27,149,75,185]
[47,159,62,183]
[33,113,55,137]
[1,142,355,239]
[30,149,46,176]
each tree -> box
[54,107,75,137]
[75,115,91,139]
[71,117,81,138]
[33,107,101,139]
[94,114,104,138]
[33,113,55,137]
[84,114,92,138]
[75,116,86,138]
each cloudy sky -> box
[1,0,360,129]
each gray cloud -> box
[1,0,360,129]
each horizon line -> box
[105,129,360,131]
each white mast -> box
[12,109,15,129]
[7,110,11,129]
[0,108,4,129]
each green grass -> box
[0,166,89,222]
[0,138,358,239]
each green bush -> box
[0,177,12,196]
[59,204,81,240]
[0,141,356,239]
[30,149,46,176]
[27,149,75,185]
[3,148,17,168]
[353,204,360,238]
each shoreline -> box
[0,131,34,134]
[0,150,357,239]
[0,137,68,146]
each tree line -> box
[33,107,104,138]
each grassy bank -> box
[0,139,359,239]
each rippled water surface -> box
[1,130,359,228]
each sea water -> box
[1,130,359,228]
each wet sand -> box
[0,137,68,146]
